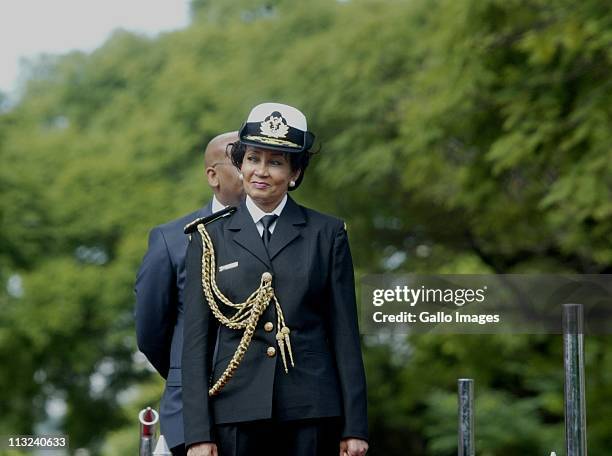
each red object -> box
[140,407,155,436]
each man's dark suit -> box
[182,196,368,450]
[135,202,212,451]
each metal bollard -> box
[563,303,587,456]
[139,407,159,456]
[458,378,474,456]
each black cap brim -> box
[239,123,315,153]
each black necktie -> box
[261,214,278,250]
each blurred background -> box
[1,0,611,454]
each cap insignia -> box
[260,111,289,138]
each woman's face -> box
[241,147,300,211]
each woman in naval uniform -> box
[182,103,368,456]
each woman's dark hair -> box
[229,141,312,191]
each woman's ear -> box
[290,169,301,187]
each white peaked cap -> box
[246,102,308,131]
[153,435,172,455]
[240,102,314,152]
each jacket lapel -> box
[268,196,306,261]
[227,202,271,269]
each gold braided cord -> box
[196,224,294,396]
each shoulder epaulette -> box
[184,206,237,234]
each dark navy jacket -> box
[182,197,368,448]
[135,202,211,449]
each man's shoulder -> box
[156,208,209,236]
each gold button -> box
[264,322,274,332]
[266,347,276,357]
[262,272,272,282]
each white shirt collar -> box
[245,194,287,224]
[211,195,225,213]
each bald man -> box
[135,132,243,456]
[203,132,244,211]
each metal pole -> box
[139,407,159,456]
[563,303,587,456]
[458,378,474,456]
